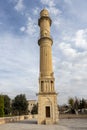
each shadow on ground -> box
[15,119,37,124]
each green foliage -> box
[79,98,87,109]
[4,95,11,116]
[31,103,38,114]
[68,97,87,114]
[0,95,4,117]
[12,94,28,115]
[68,98,74,108]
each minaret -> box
[38,9,59,124]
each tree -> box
[12,94,28,115]
[79,98,87,109]
[68,98,74,108]
[31,103,38,114]
[68,97,75,114]
[4,95,11,116]
[0,95,4,117]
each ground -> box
[0,119,87,130]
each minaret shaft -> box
[40,39,53,77]
[37,9,59,124]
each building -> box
[27,100,37,114]
[37,9,59,124]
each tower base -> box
[38,92,59,124]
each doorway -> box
[46,106,50,117]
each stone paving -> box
[59,119,87,130]
[0,119,87,130]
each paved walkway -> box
[0,119,87,130]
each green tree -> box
[68,97,75,114]
[79,98,87,109]
[68,98,74,108]
[12,94,28,115]
[0,95,4,117]
[31,103,38,114]
[4,95,11,116]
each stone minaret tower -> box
[38,9,59,124]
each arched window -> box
[51,81,53,91]
[41,81,44,92]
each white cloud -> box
[25,17,37,35]
[33,7,40,15]
[0,33,39,99]
[14,0,25,12]
[47,6,61,16]
[40,0,61,16]
[20,26,25,32]
[59,29,87,57]
[53,17,61,27]
[55,52,87,104]
[53,28,87,104]
[74,29,87,50]
[40,0,55,7]
[20,17,37,35]
[59,42,77,57]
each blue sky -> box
[0,0,87,104]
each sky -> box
[0,0,87,105]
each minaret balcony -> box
[38,35,53,45]
[38,16,52,26]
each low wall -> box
[0,116,24,125]
[0,114,87,125]
[0,114,38,125]
[24,114,38,119]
